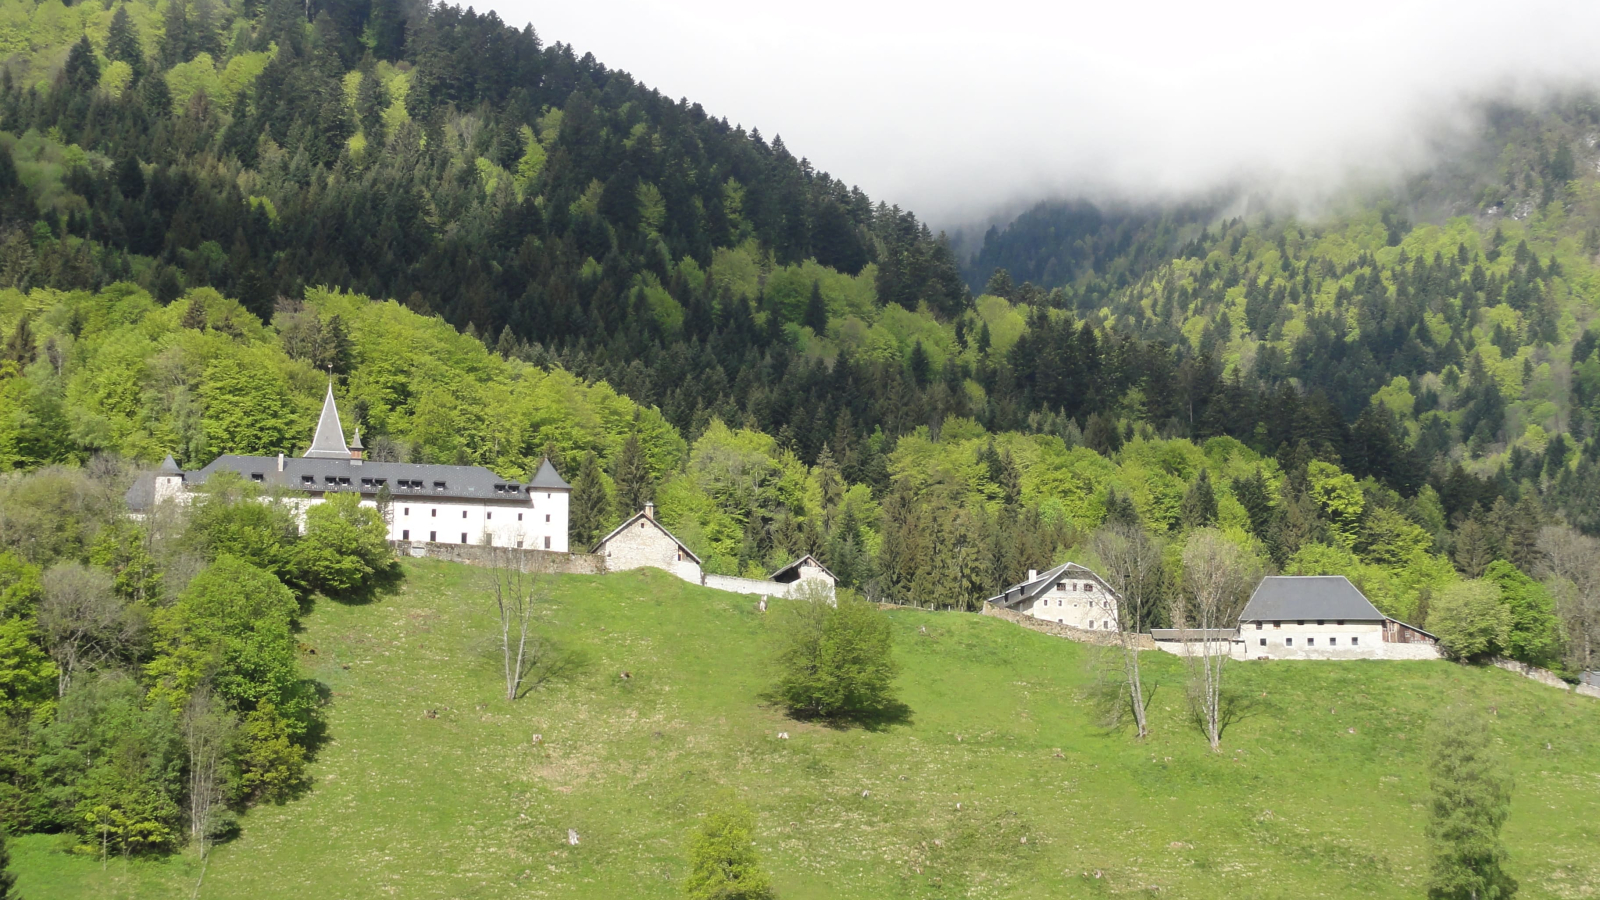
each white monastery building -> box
[986,562,1120,630]
[126,385,571,551]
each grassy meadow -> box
[11,559,1600,899]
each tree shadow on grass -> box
[1191,687,1275,742]
[515,638,592,699]
[776,698,915,733]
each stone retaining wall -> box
[982,602,1156,649]
[1491,657,1600,699]
[391,540,605,575]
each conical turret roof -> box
[305,383,352,459]
[157,454,181,475]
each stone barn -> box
[591,503,703,583]
[986,562,1120,631]
[1237,576,1439,660]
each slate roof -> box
[1238,576,1384,622]
[592,510,702,563]
[987,562,1112,609]
[527,457,571,490]
[126,455,560,509]
[306,383,353,459]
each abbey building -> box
[125,385,571,551]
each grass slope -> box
[13,560,1600,899]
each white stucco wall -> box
[231,488,570,551]
[1153,634,1442,661]
[1238,620,1390,658]
[1017,576,1119,631]
[704,572,837,602]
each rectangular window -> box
[1285,637,1293,646]
[301,475,314,485]
[1297,620,1305,626]
[545,514,551,523]
[337,477,350,486]
[460,533,467,544]
[1259,638,1266,647]
[429,531,436,541]
[1336,620,1345,626]
[431,509,437,517]
[434,481,446,490]
[250,473,264,482]
[403,507,410,515]
[544,536,551,549]
[1273,621,1281,629]
[1351,636,1359,645]
[402,529,409,540]
[1329,637,1337,646]
[1255,621,1262,630]
[1057,583,1065,591]
[517,513,523,521]
[361,478,372,488]
[516,539,523,548]
[1317,620,1325,626]
[461,510,467,519]
[487,512,492,520]
[1307,638,1315,646]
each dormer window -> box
[325,476,338,485]
[433,481,446,491]
[301,475,314,485]
[506,484,519,493]
[250,473,264,482]
[361,478,373,488]
[337,477,351,486]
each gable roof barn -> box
[1239,576,1384,622]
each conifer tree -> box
[1180,469,1218,529]
[613,432,652,515]
[106,5,146,79]
[569,451,610,547]
[3,316,35,367]
[0,830,14,900]
[803,280,828,334]
[64,36,100,93]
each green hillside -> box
[12,560,1599,900]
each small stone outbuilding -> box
[591,503,703,583]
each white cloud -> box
[488,0,1600,226]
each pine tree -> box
[161,0,191,67]
[0,830,14,900]
[106,5,146,79]
[908,340,930,386]
[569,451,610,547]
[613,432,653,515]
[1103,488,1140,527]
[64,36,100,93]
[1425,705,1517,900]
[1180,469,1218,529]
[3,316,35,366]
[181,296,208,330]
[803,280,828,334]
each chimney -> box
[644,501,655,520]
[277,453,285,472]
[1027,569,1038,582]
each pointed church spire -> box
[305,382,351,459]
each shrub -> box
[293,492,397,600]
[1429,580,1511,662]
[770,591,898,722]
[1425,704,1517,900]
[683,802,774,900]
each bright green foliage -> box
[232,701,307,805]
[0,614,53,717]
[1482,561,1562,669]
[683,802,773,900]
[1307,461,1364,548]
[770,592,899,722]
[184,474,300,584]
[1430,581,1512,662]
[32,673,183,854]
[293,492,395,601]
[198,350,309,459]
[147,556,316,736]
[1425,705,1517,900]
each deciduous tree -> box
[1425,704,1517,900]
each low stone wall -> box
[702,572,782,597]
[391,540,605,575]
[1153,640,1442,661]
[1490,657,1600,700]
[982,603,1155,649]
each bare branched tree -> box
[38,562,142,696]
[183,688,235,889]
[1537,525,1600,674]
[1175,529,1260,751]
[1089,523,1166,739]
[487,545,552,700]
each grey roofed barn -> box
[1239,576,1384,622]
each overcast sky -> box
[487,0,1600,228]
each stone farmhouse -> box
[986,563,1120,631]
[593,503,837,600]
[1152,575,1439,660]
[126,385,572,551]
